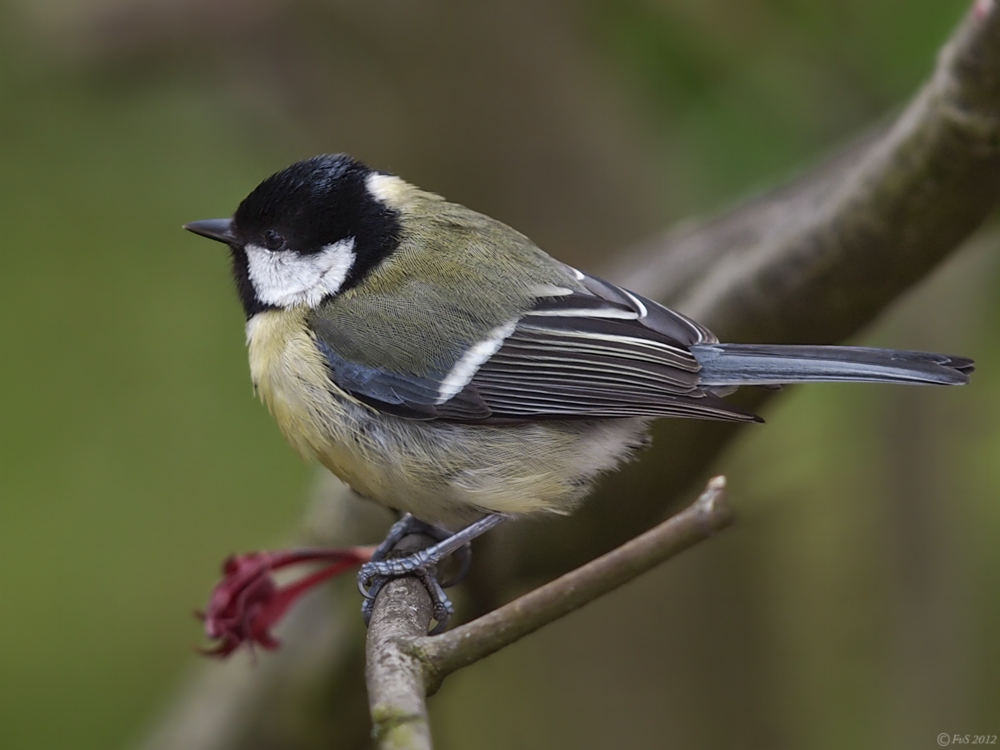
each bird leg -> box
[359,513,506,634]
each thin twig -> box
[365,579,434,750]
[361,477,732,744]
[364,535,437,750]
[413,477,732,694]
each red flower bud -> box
[197,546,373,657]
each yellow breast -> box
[245,309,343,459]
[244,308,405,502]
[243,309,649,525]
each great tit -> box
[185,153,972,629]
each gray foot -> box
[358,513,506,634]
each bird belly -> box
[318,411,652,526]
[246,310,650,526]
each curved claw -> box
[357,565,381,601]
[360,578,385,625]
[358,513,506,634]
[438,541,472,589]
[416,568,454,634]
[358,566,454,632]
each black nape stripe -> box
[338,173,401,294]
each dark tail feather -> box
[691,344,973,387]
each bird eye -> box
[263,229,285,251]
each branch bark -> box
[365,536,436,750]
[413,476,732,693]
[363,478,732,748]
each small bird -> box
[186,154,972,630]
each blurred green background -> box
[0,0,997,748]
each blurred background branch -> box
[2,1,998,749]
[498,0,1000,587]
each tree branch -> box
[619,1,1000,336]
[364,535,436,750]
[362,478,732,747]
[413,476,732,694]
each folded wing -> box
[310,267,759,424]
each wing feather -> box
[310,265,757,424]
[456,270,757,423]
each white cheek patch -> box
[436,321,517,404]
[245,238,357,308]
